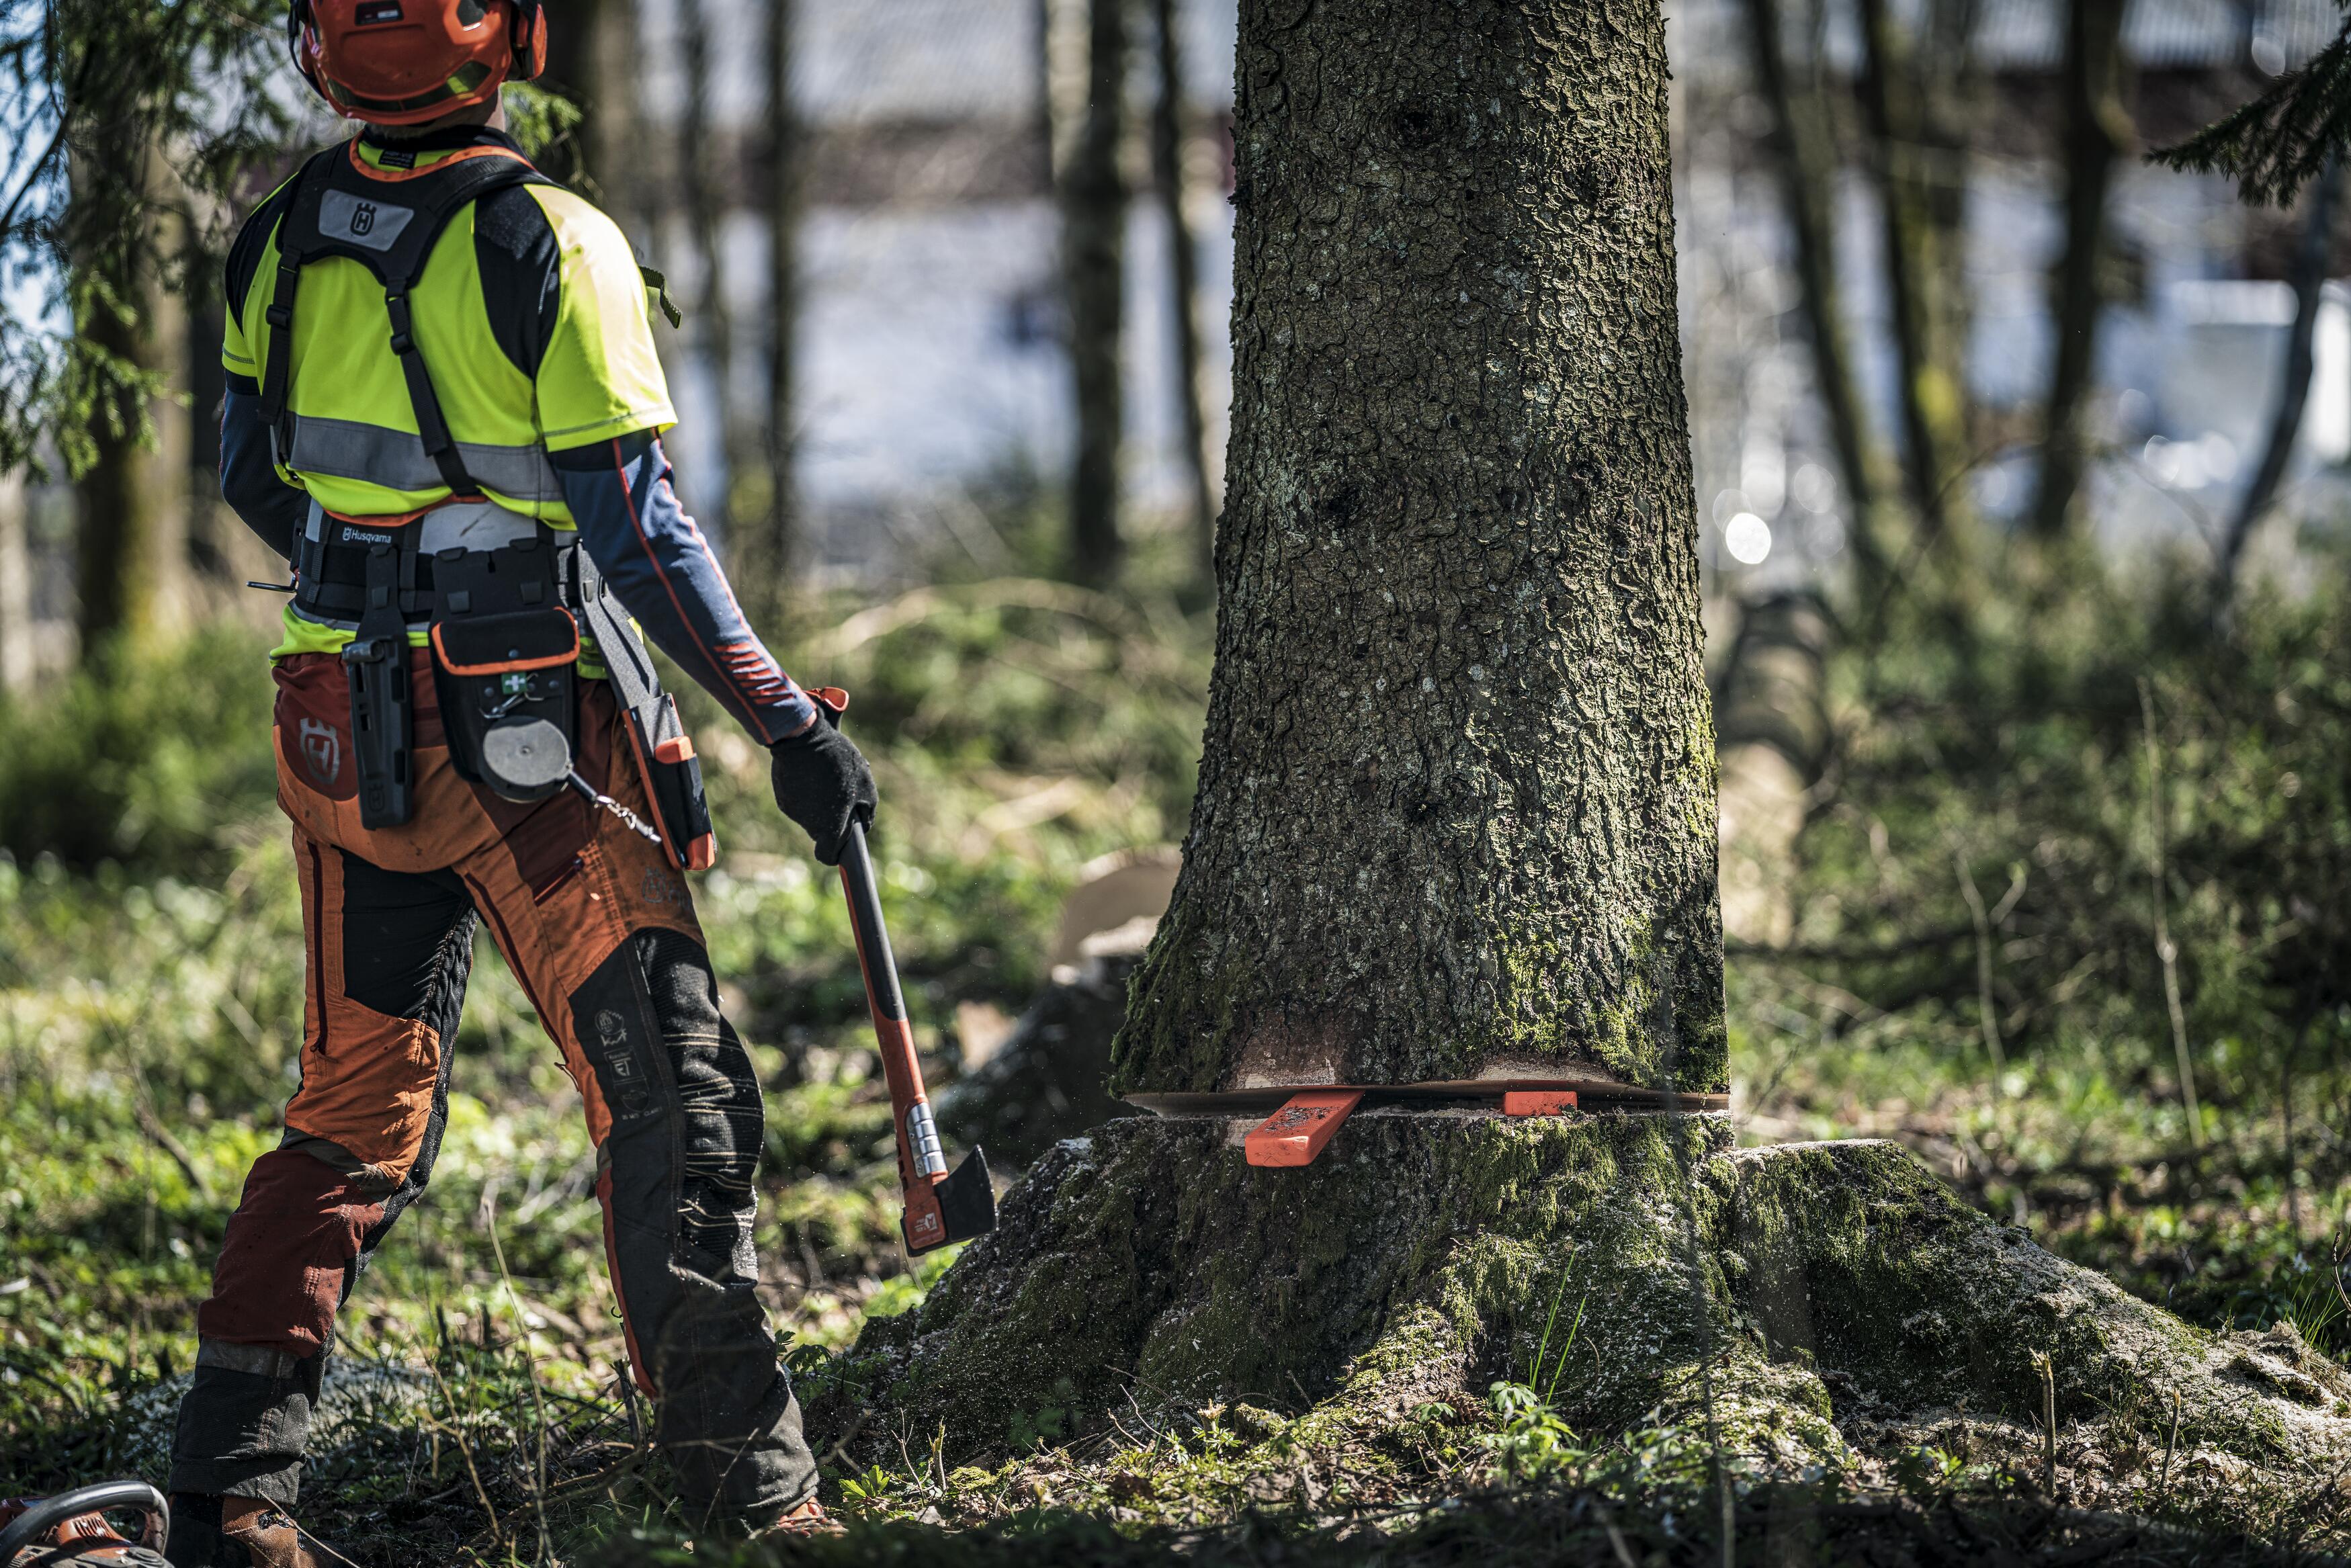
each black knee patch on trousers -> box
[572,928,811,1518]
[334,853,476,1256]
[166,1356,325,1507]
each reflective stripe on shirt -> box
[282,412,564,505]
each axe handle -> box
[837,823,951,1252]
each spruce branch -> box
[2151,8,2351,206]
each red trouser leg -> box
[196,1153,388,1359]
[169,824,474,1506]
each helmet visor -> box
[320,57,495,118]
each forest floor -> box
[6,558,2351,1565]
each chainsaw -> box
[814,691,996,1255]
[0,1483,169,1566]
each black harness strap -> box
[256,148,337,468]
[384,289,477,496]
[257,142,555,498]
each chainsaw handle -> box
[0,1483,169,1559]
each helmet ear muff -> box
[287,0,325,99]
[507,0,546,81]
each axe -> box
[830,773,996,1254]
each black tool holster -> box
[576,568,718,870]
[343,541,415,828]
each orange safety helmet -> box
[288,0,546,126]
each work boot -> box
[164,1495,331,1568]
[750,1497,843,1539]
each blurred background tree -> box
[0,0,293,660]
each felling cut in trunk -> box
[810,0,2351,1512]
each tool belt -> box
[294,499,580,812]
[290,498,715,869]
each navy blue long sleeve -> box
[550,431,818,746]
[218,381,310,564]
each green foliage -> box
[0,625,276,871]
[0,0,301,476]
[500,82,583,162]
[1477,1382,1582,1480]
[2151,10,2351,207]
[1750,565,2351,1108]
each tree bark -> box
[1740,0,1890,589]
[1150,0,1217,591]
[678,0,748,553]
[2028,0,2131,541]
[0,467,31,693]
[1856,0,1976,566]
[831,1120,2351,1512]
[1062,0,1129,586]
[819,5,2351,1517]
[71,138,189,658]
[1113,0,1722,1097]
[2215,157,2341,608]
[737,0,802,626]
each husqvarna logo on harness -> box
[317,189,416,253]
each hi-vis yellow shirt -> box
[222,132,675,656]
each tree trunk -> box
[1919,0,1979,406]
[1741,0,1891,590]
[1062,0,1129,586]
[678,0,746,553]
[71,139,189,658]
[734,0,802,627]
[830,1119,2351,1517]
[588,0,647,226]
[1150,0,1216,591]
[536,0,650,231]
[822,4,2351,1514]
[2028,0,2131,541]
[0,467,31,693]
[2215,157,2341,608]
[1856,0,1976,568]
[1113,0,1722,1098]
[531,0,601,190]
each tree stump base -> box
[816,1116,2351,1521]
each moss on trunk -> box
[816,1127,2351,1522]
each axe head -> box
[935,1145,996,1244]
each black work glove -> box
[769,715,877,865]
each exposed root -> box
[806,1119,2351,1547]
